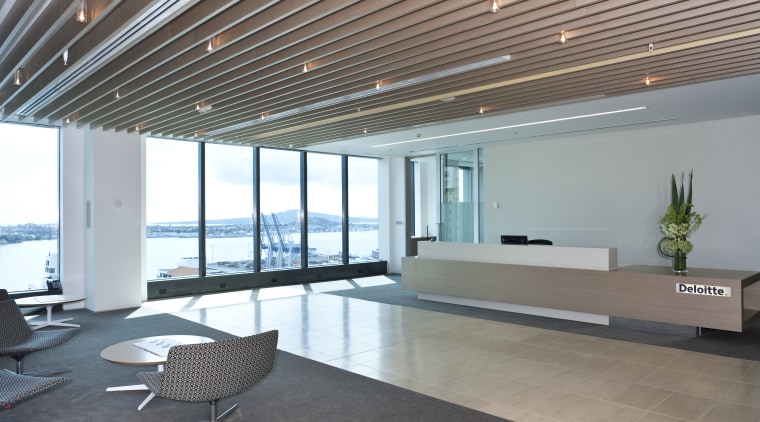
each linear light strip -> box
[371,107,647,147]
[248,27,760,141]
[415,117,677,153]
[206,56,511,136]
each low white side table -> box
[15,294,86,330]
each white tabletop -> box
[15,294,86,307]
[100,335,214,366]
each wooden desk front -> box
[402,258,760,332]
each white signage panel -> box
[676,283,732,297]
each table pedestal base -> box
[29,305,80,330]
[105,364,163,410]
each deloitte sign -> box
[676,283,731,297]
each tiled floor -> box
[133,276,760,422]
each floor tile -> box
[139,282,760,422]
[650,391,715,421]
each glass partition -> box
[440,150,476,243]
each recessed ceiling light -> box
[76,0,88,23]
[13,68,23,86]
[489,0,500,14]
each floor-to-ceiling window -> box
[0,123,59,292]
[307,152,344,266]
[145,137,384,297]
[204,143,254,275]
[259,148,302,270]
[348,156,379,260]
[146,138,199,279]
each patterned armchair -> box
[0,300,79,374]
[137,330,278,421]
[0,371,68,408]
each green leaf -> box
[684,170,693,216]
[671,174,679,213]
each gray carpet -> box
[1,308,507,421]
[328,276,760,362]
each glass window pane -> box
[307,153,343,266]
[204,143,254,274]
[146,138,199,279]
[0,123,59,292]
[348,157,378,261]
[259,148,301,270]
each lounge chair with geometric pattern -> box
[0,370,68,409]
[0,300,79,375]
[137,330,278,421]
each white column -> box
[61,126,143,311]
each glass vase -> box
[672,251,688,273]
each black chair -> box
[0,289,10,301]
[528,239,553,245]
[0,370,68,408]
[0,300,79,375]
[137,330,279,421]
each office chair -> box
[0,300,79,375]
[0,370,68,408]
[528,239,553,245]
[137,330,279,421]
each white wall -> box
[482,115,760,271]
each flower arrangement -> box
[657,170,706,262]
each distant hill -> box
[153,209,376,225]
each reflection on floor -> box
[134,276,760,422]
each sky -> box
[146,137,378,224]
[0,123,59,225]
[0,124,378,226]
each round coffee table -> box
[15,294,86,330]
[101,335,214,410]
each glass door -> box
[439,150,479,243]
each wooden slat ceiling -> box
[1,0,759,151]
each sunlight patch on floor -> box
[192,290,254,309]
[354,275,396,288]
[258,285,306,301]
[309,279,354,293]
[126,296,194,318]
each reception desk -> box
[402,242,760,332]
